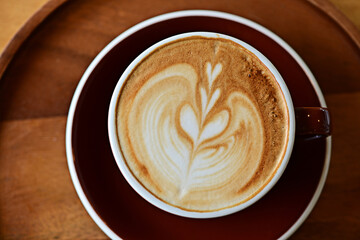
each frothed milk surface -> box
[116,36,289,212]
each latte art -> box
[116,37,289,211]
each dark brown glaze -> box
[295,107,331,136]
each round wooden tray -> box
[1,0,359,239]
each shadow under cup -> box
[108,32,331,219]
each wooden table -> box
[0,0,359,239]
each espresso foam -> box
[116,36,289,212]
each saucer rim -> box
[65,9,332,240]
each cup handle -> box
[295,107,331,137]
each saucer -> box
[66,10,331,239]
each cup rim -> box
[108,31,296,218]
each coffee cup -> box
[108,32,331,218]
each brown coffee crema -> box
[116,36,289,212]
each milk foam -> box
[117,37,288,211]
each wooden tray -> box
[1,0,359,239]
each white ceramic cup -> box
[108,32,295,218]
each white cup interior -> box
[108,32,295,218]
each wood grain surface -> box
[0,0,359,239]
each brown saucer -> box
[67,11,330,239]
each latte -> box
[115,36,289,212]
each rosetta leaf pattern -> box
[179,62,229,190]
